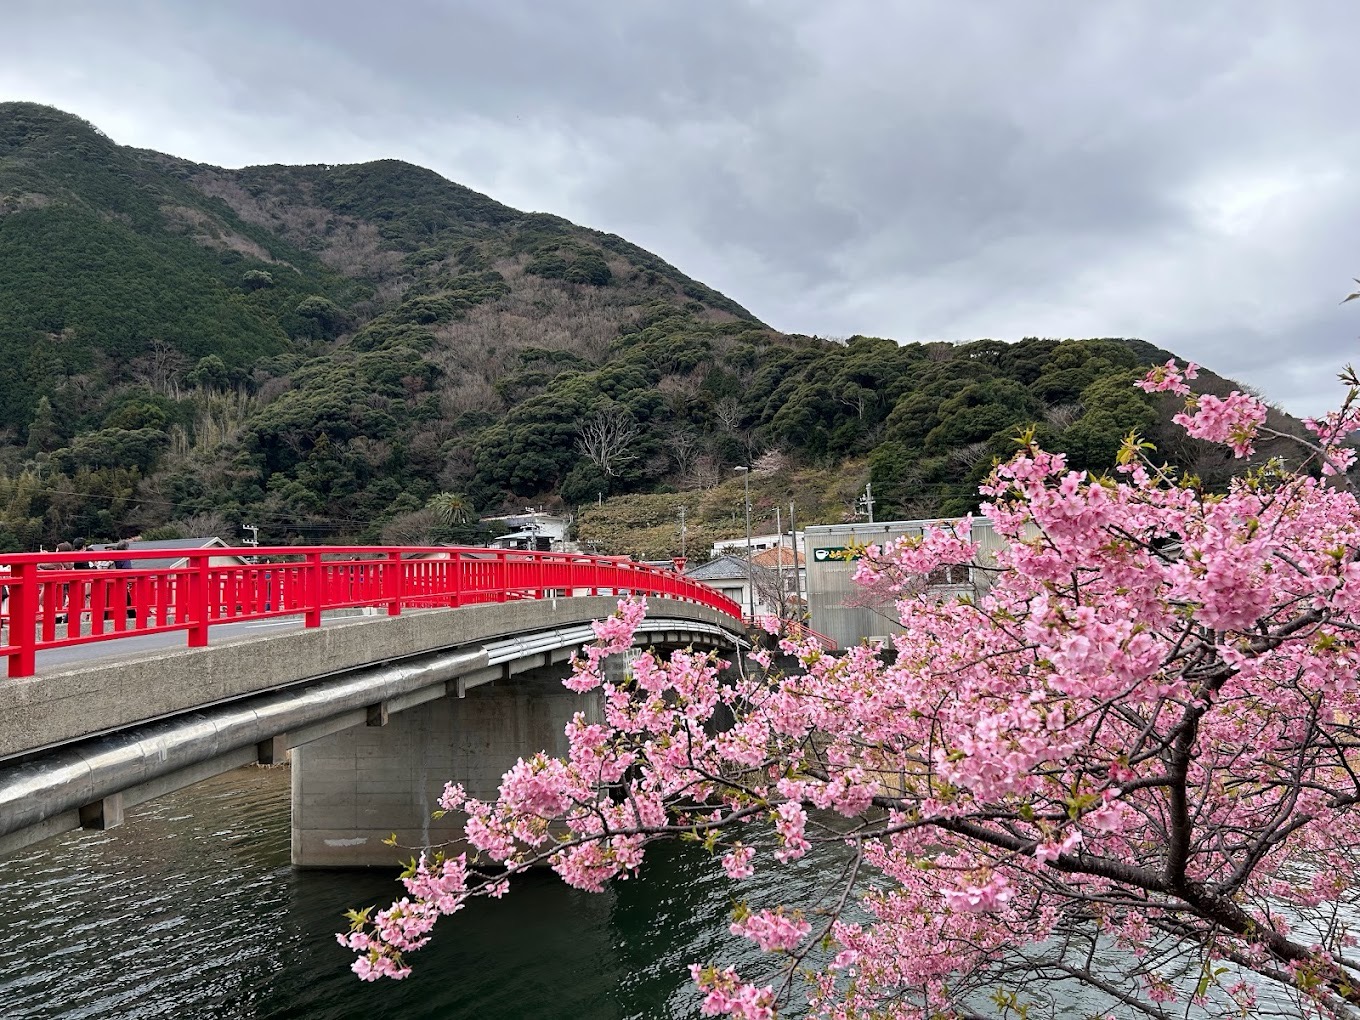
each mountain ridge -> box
[0,102,1308,553]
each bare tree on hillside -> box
[714,397,743,433]
[438,376,501,417]
[946,439,993,474]
[177,510,234,542]
[657,372,704,417]
[665,425,704,483]
[382,509,441,546]
[687,454,722,491]
[838,387,882,420]
[255,374,293,404]
[577,406,641,478]
[1044,403,1084,430]
[438,448,477,490]
[132,339,187,398]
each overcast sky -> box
[6,1,1360,414]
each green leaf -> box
[344,906,373,928]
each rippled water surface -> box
[0,765,781,1019]
[0,765,1289,1019]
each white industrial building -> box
[803,518,1011,649]
[481,510,573,552]
[710,531,804,560]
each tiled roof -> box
[752,546,803,569]
[101,537,228,552]
[91,537,245,570]
[685,554,772,582]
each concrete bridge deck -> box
[0,596,746,861]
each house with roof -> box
[93,537,250,570]
[711,530,805,560]
[405,544,459,561]
[685,554,781,620]
[480,510,573,552]
[751,542,805,617]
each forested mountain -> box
[0,103,1308,552]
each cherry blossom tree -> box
[343,361,1360,1019]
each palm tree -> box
[426,492,473,527]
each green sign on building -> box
[811,546,864,563]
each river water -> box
[0,765,1292,1020]
[0,764,789,1020]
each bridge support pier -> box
[290,660,605,868]
[78,793,124,831]
[257,734,288,765]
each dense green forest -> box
[0,102,1309,554]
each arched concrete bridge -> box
[0,548,746,864]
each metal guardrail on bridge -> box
[784,619,838,651]
[0,546,744,678]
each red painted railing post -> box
[6,563,36,677]
[387,550,403,616]
[305,552,324,628]
[187,553,211,647]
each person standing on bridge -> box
[110,541,132,571]
[71,539,93,621]
[43,542,75,625]
[110,541,135,619]
[46,541,74,568]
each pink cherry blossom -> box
[721,842,756,880]
[940,873,1014,913]
[730,908,811,952]
[343,361,1360,1019]
[1171,390,1268,457]
[1034,829,1082,863]
[1136,358,1199,396]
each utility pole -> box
[242,524,260,547]
[788,500,802,618]
[735,466,753,620]
[860,482,875,524]
[678,505,687,560]
[775,506,785,620]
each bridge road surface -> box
[29,609,377,674]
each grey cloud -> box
[12,0,807,126]
[4,0,1360,414]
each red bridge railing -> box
[784,619,838,652]
[0,546,743,678]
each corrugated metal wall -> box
[805,518,1013,648]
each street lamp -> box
[774,505,785,622]
[734,466,753,620]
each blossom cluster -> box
[343,360,1360,1019]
